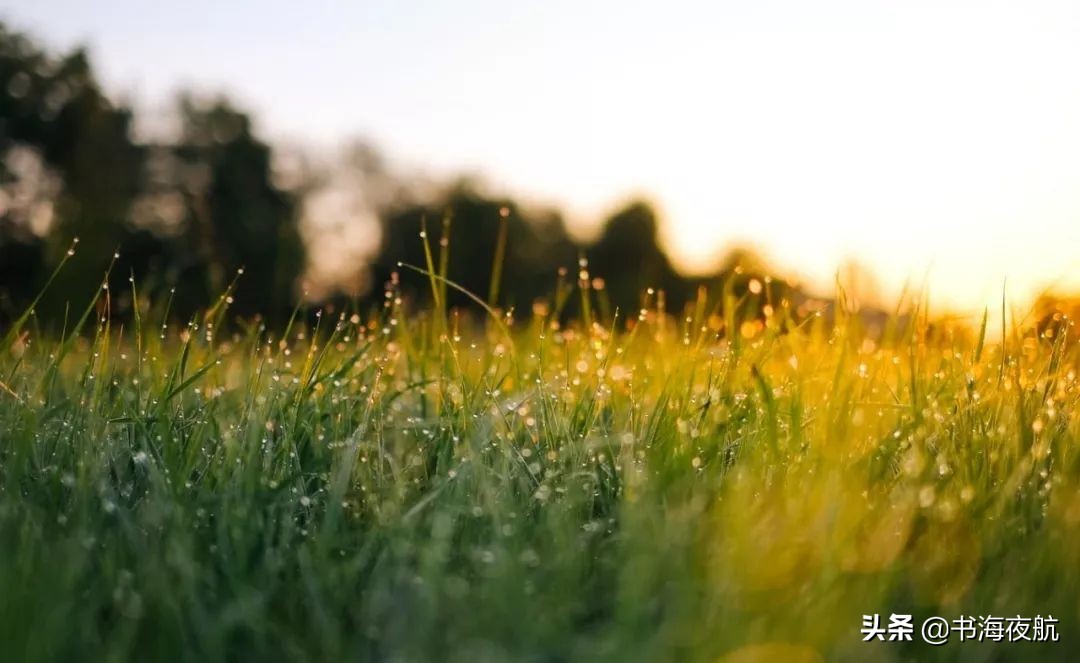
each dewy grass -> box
[1,256,1079,662]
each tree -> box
[587,199,689,315]
[1,22,305,325]
[1,22,145,319]
[167,95,304,320]
[370,180,577,311]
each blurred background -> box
[1,1,1079,325]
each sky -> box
[3,0,1080,312]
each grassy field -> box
[1,258,1079,661]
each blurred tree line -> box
[1,22,796,329]
[0,23,299,324]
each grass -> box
[1,254,1079,662]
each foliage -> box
[371,181,577,312]
[1,21,800,331]
[0,22,304,324]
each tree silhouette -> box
[0,20,830,332]
[166,95,304,320]
[587,199,689,315]
[2,23,308,323]
[1,22,144,318]
[370,180,576,311]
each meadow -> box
[1,249,1078,662]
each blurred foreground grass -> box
[1,262,1079,662]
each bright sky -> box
[4,0,1080,311]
